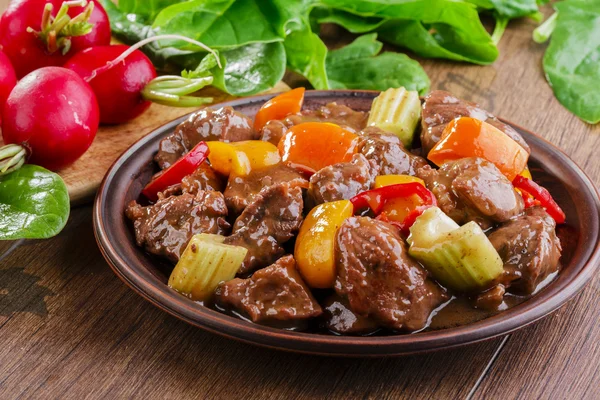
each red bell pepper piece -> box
[512,175,565,224]
[142,141,210,202]
[350,183,438,235]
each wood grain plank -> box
[0,208,504,400]
[1,2,598,399]
[470,274,600,400]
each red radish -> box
[2,66,99,170]
[65,45,157,124]
[0,0,111,78]
[65,35,222,124]
[0,50,17,122]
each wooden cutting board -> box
[0,82,290,205]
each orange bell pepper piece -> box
[207,141,280,177]
[253,87,305,131]
[427,117,529,181]
[278,122,358,173]
[295,200,354,288]
[374,175,426,223]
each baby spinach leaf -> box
[466,0,539,19]
[542,0,600,124]
[326,34,430,95]
[117,0,187,23]
[0,165,70,240]
[153,0,282,49]
[311,8,387,33]
[371,0,498,65]
[303,0,497,65]
[151,0,233,47]
[284,27,330,90]
[99,0,197,70]
[211,42,287,96]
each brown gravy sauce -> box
[145,158,568,336]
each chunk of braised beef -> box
[421,90,530,155]
[357,127,427,176]
[223,164,308,216]
[307,153,377,208]
[224,183,304,274]
[488,207,561,295]
[155,106,258,169]
[215,255,322,323]
[125,190,230,263]
[322,294,380,335]
[335,217,448,332]
[259,120,288,146]
[419,157,524,229]
[474,284,506,311]
[284,102,368,132]
[181,162,225,194]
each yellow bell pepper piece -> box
[374,175,426,223]
[519,167,532,180]
[374,174,424,189]
[207,141,280,176]
[295,200,353,288]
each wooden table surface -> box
[1,3,599,399]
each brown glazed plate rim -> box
[93,90,600,357]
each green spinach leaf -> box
[117,0,187,23]
[0,165,70,240]
[153,0,282,49]
[211,42,287,96]
[311,8,387,33]
[283,27,330,90]
[542,0,600,124]
[326,34,430,95]
[466,0,539,19]
[99,0,197,70]
[369,0,498,65]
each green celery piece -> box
[543,0,600,124]
[211,42,287,96]
[367,87,422,148]
[0,165,70,240]
[407,207,504,292]
[326,34,430,95]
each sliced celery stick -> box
[407,207,504,292]
[367,87,421,148]
[168,234,247,301]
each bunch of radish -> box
[0,0,218,171]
